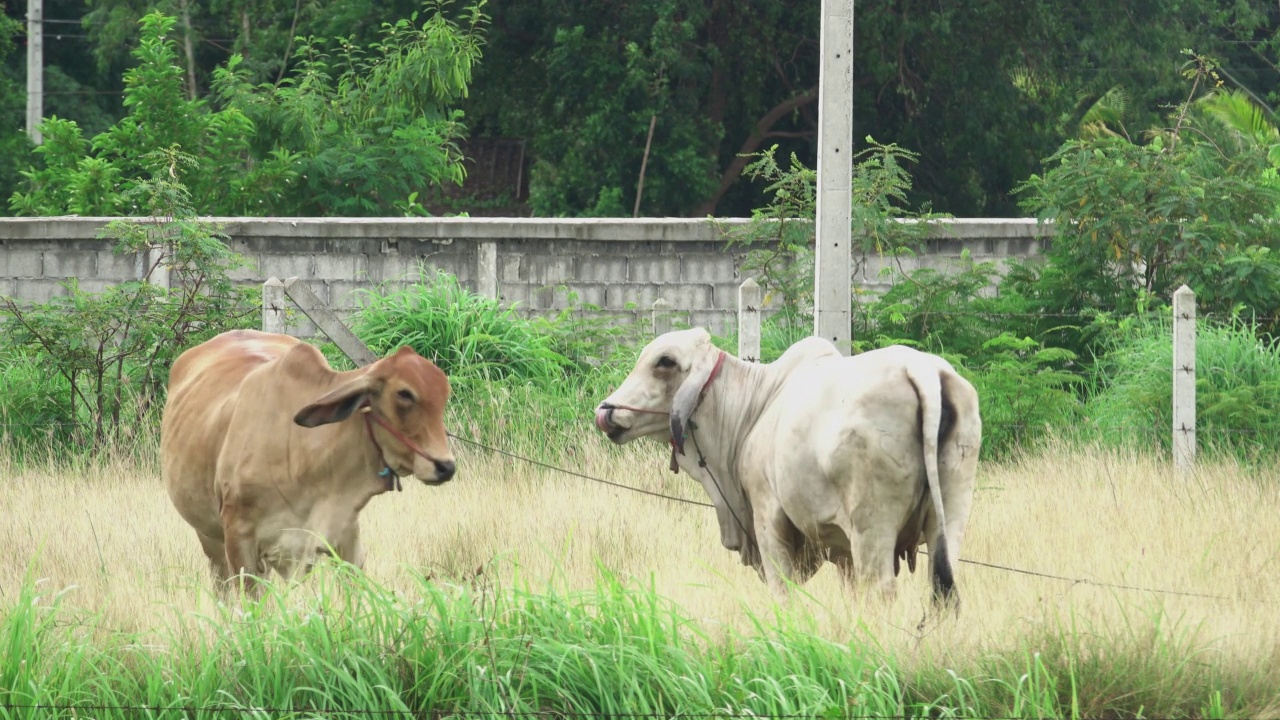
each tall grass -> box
[348,268,577,389]
[2,556,1273,719]
[0,348,76,457]
[1086,315,1280,461]
[333,267,652,461]
[3,440,1279,718]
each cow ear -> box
[294,375,376,428]
[669,358,715,455]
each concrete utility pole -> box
[26,0,43,145]
[812,0,853,354]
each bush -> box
[345,269,648,460]
[1085,314,1280,461]
[0,150,259,452]
[0,348,76,456]
[349,268,576,391]
[1012,54,1280,352]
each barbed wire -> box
[446,434,1275,605]
[445,432,714,508]
[1,422,1274,605]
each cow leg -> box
[834,523,898,604]
[334,520,367,571]
[862,542,898,604]
[755,505,805,599]
[196,531,230,582]
[220,505,263,598]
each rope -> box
[918,552,1258,602]
[447,432,714,509]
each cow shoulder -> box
[212,342,334,497]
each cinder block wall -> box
[0,217,1052,338]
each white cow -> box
[593,328,982,607]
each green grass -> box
[0,348,77,457]
[1085,315,1280,462]
[347,268,579,392]
[5,270,1280,718]
[1,559,1268,719]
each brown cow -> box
[160,329,456,593]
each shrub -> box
[348,268,583,391]
[0,348,76,456]
[345,269,645,459]
[0,150,259,451]
[1011,54,1280,352]
[961,334,1086,461]
[1085,314,1280,461]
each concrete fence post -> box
[146,246,170,289]
[652,298,671,336]
[262,277,286,335]
[1172,284,1196,474]
[477,240,498,300]
[738,277,762,362]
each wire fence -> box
[2,417,1273,607]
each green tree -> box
[1012,54,1280,350]
[462,0,822,218]
[0,3,29,205]
[10,12,297,216]
[1,148,259,447]
[460,0,1280,218]
[209,1,488,215]
[9,3,485,217]
[10,0,1280,218]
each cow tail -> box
[906,363,955,603]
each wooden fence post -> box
[652,298,671,336]
[262,277,286,335]
[1172,284,1196,474]
[738,277,762,362]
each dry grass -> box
[3,436,1279,696]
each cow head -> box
[293,346,456,485]
[594,327,721,453]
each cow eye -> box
[655,355,676,369]
[396,389,415,402]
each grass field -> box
[2,436,1280,718]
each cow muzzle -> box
[594,401,668,443]
[594,405,619,433]
[414,456,457,485]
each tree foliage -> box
[5,0,1280,218]
[1,148,258,447]
[0,3,30,205]
[1013,54,1280,345]
[7,3,486,217]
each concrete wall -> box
[0,217,1052,337]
